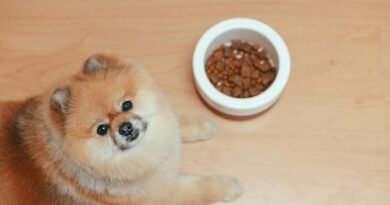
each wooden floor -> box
[1,0,389,204]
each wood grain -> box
[0,0,389,204]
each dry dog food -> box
[205,40,276,98]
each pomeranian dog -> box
[0,54,243,205]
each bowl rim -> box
[193,17,291,111]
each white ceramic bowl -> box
[192,18,291,116]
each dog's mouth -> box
[114,117,148,151]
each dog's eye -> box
[122,101,133,112]
[97,124,110,136]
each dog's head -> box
[49,54,179,179]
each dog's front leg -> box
[163,175,243,205]
[178,116,217,143]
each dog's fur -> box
[0,55,243,205]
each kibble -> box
[205,40,277,98]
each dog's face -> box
[50,55,179,180]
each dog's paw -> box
[193,118,217,141]
[220,177,244,202]
[180,117,217,143]
[206,175,244,202]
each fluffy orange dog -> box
[0,55,243,205]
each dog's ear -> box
[83,54,119,74]
[51,87,71,113]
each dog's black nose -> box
[119,122,133,136]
